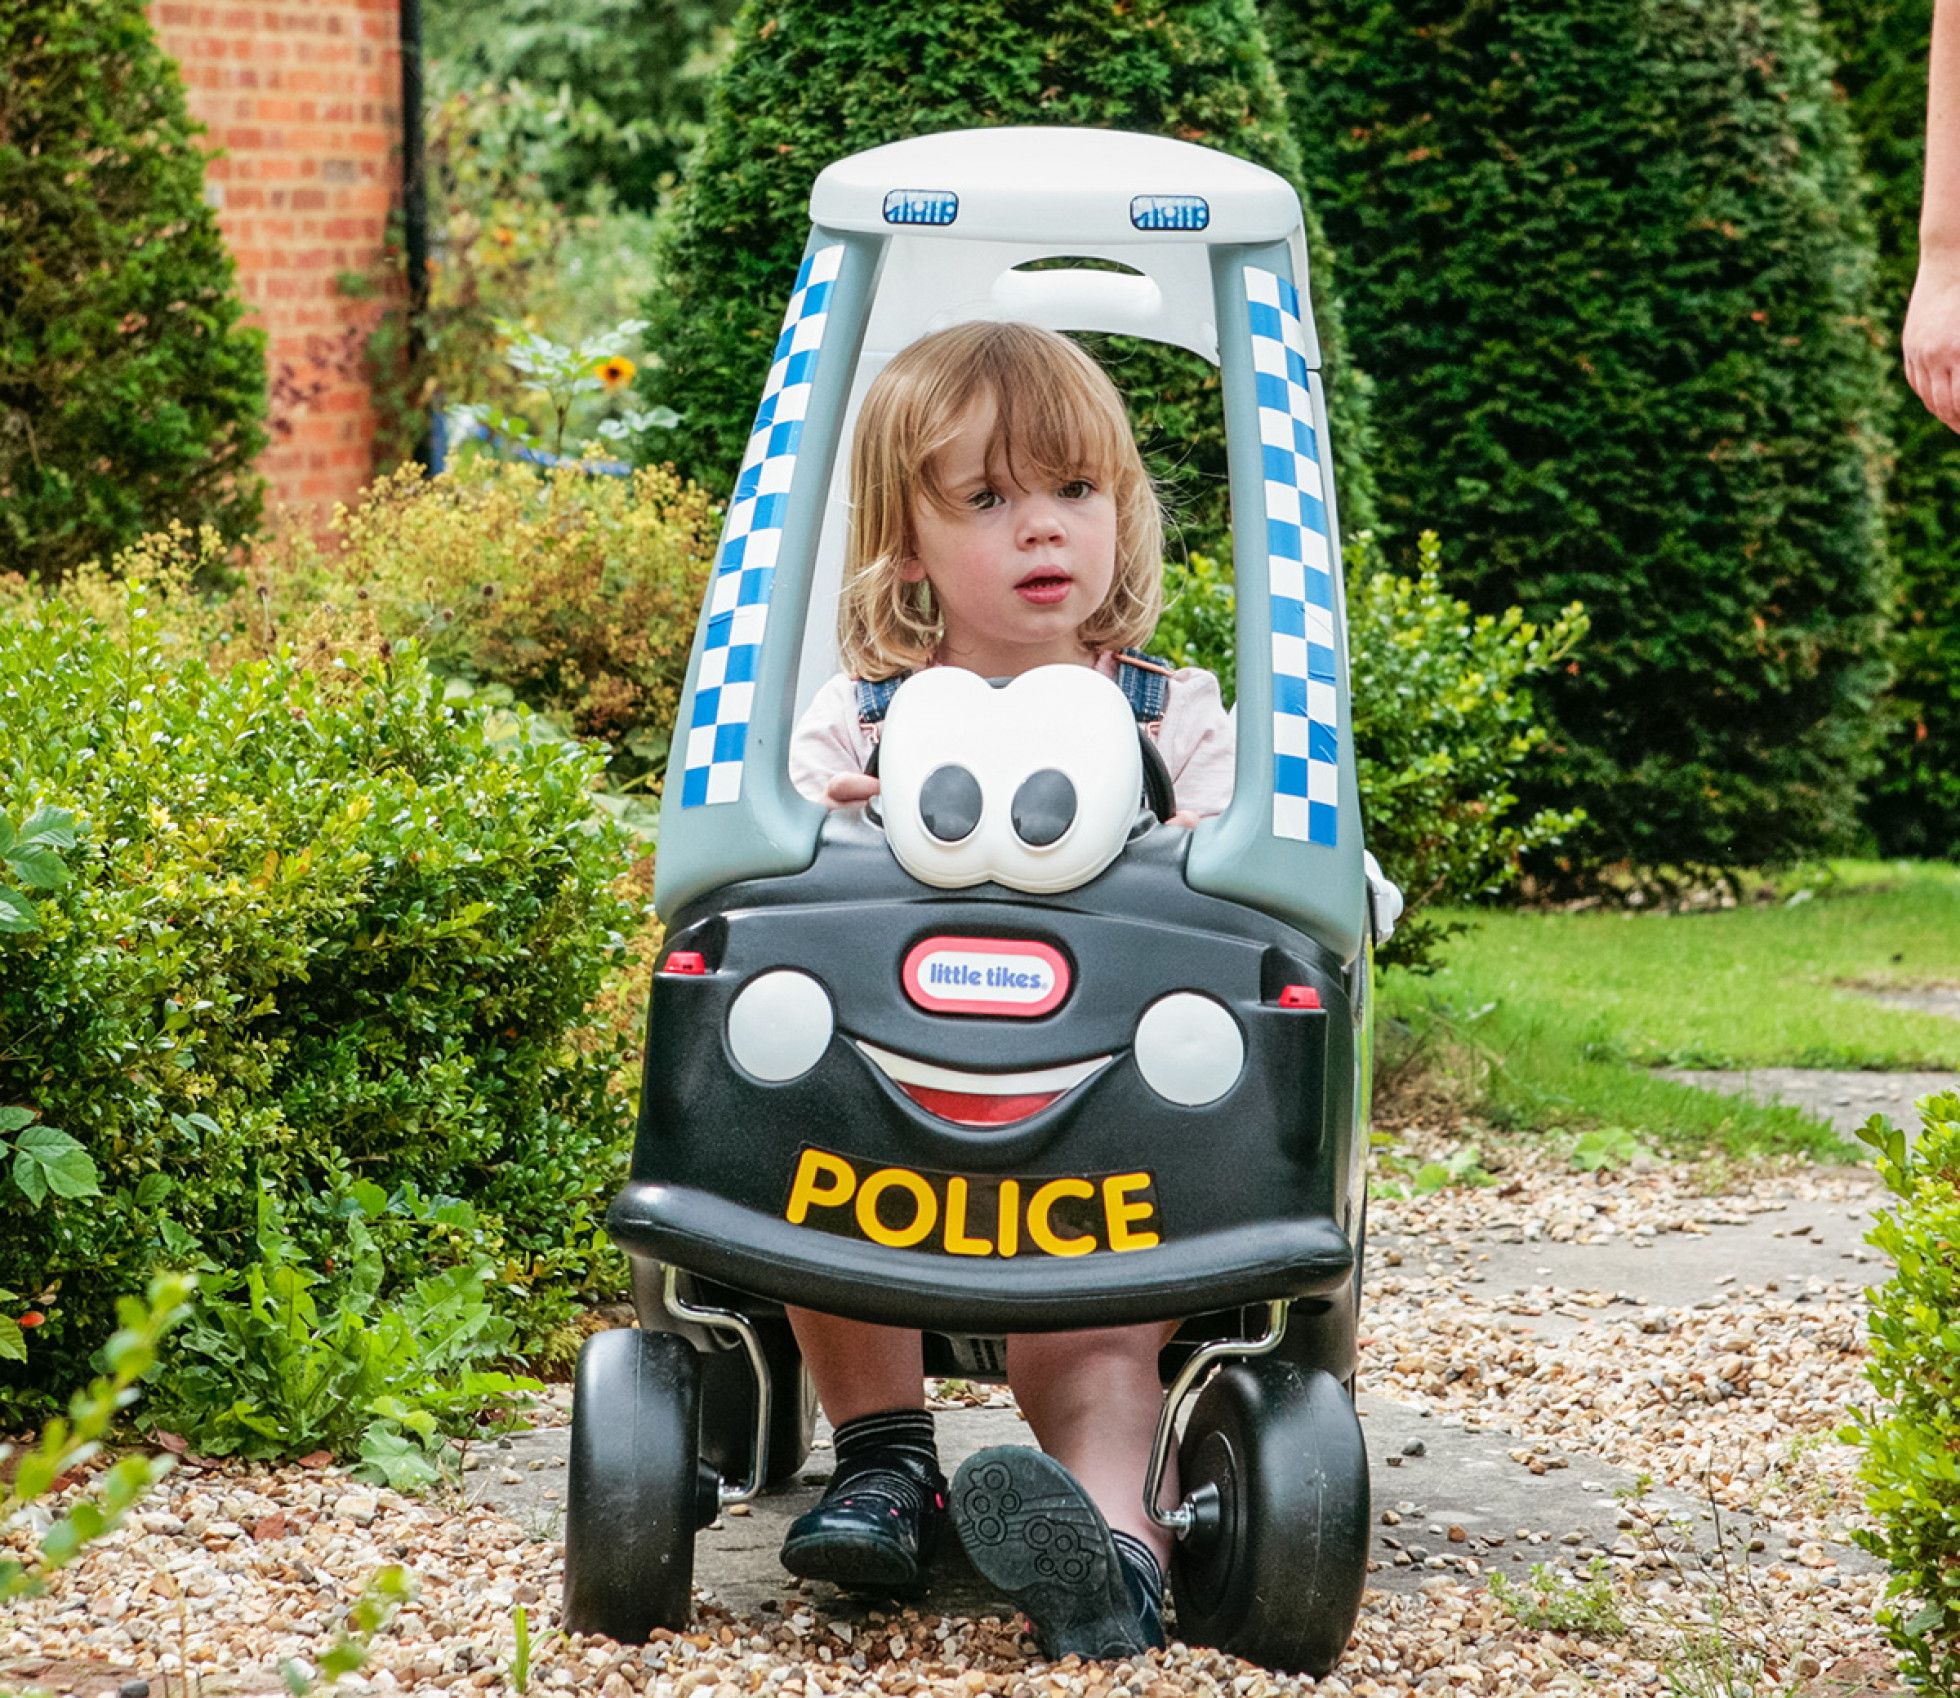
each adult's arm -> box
[1905,0,1960,431]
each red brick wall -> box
[149,1,403,541]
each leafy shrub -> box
[444,315,678,463]
[0,807,77,935]
[351,79,664,470]
[2,1274,191,1603]
[0,578,640,1423]
[242,457,721,793]
[1846,1103,1960,1696]
[147,1189,540,1492]
[424,0,739,215]
[0,0,267,580]
[1269,0,1893,871]
[638,0,1377,552]
[0,1105,100,1224]
[1159,531,1588,969]
[1818,0,1960,858]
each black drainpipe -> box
[399,0,432,467]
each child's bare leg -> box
[784,1306,925,1420]
[1006,1321,1179,1565]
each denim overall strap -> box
[856,674,909,730]
[854,674,909,742]
[856,654,1171,734]
[1114,649,1173,732]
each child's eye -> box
[966,488,1003,510]
[1059,478,1096,500]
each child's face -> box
[901,398,1119,675]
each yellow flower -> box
[595,355,637,391]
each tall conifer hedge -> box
[1268,0,1893,869]
[637,0,1376,553]
[1821,0,1960,856]
[0,1,267,580]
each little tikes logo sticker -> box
[902,936,1068,1018]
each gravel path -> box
[2,1134,1905,1697]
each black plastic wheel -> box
[696,1316,818,1489]
[1171,1360,1370,1676]
[564,1328,711,1641]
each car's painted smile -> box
[854,1039,1112,1126]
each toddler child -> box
[780,319,1234,1660]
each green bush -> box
[0,806,77,936]
[1268,0,1893,872]
[424,0,740,215]
[244,457,720,796]
[1818,0,1960,858]
[637,0,1377,553]
[0,579,640,1424]
[147,1189,540,1492]
[1158,532,1587,969]
[358,79,665,469]
[1847,1102,1960,1697]
[0,0,267,580]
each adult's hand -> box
[1905,254,1960,432]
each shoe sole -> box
[952,1447,1152,1661]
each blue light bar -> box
[1130,194,1211,232]
[883,189,960,227]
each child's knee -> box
[1007,1323,1169,1391]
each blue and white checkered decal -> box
[680,243,845,808]
[1245,267,1339,847]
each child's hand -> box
[823,772,881,808]
[1167,809,1199,829]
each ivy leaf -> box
[0,886,39,934]
[0,1315,24,1364]
[0,1106,36,1134]
[12,1125,102,1205]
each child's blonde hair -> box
[836,321,1164,680]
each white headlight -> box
[1133,992,1244,1106]
[726,970,834,1082]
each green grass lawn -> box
[1379,860,1960,1157]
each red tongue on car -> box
[899,1083,1061,1125]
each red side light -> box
[1277,984,1321,1009]
[661,951,708,976]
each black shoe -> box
[952,1447,1160,1660]
[781,1447,946,1595]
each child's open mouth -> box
[1014,570,1073,606]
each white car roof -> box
[810,126,1303,247]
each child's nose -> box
[1018,498,1066,545]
